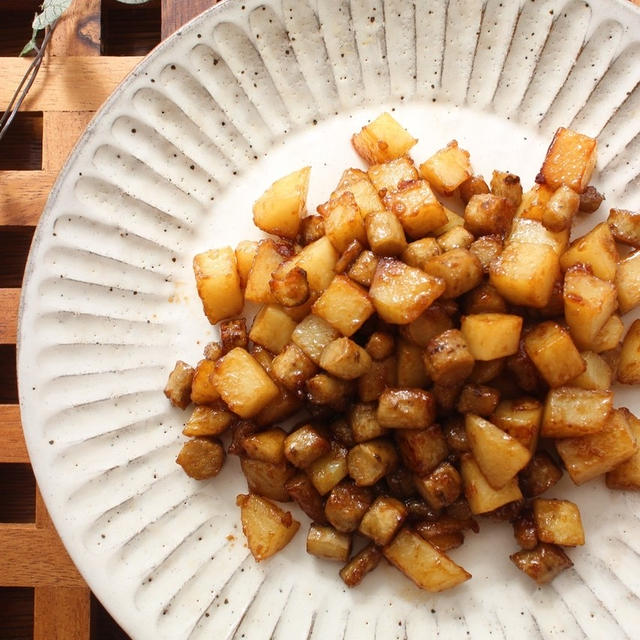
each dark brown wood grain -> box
[161,0,218,39]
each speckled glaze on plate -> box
[18,0,640,638]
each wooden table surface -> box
[0,2,218,638]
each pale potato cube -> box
[383,527,471,592]
[616,250,640,314]
[237,494,300,562]
[423,248,483,299]
[323,191,367,253]
[383,180,448,238]
[349,402,388,442]
[401,237,441,270]
[213,348,280,418]
[460,454,523,514]
[540,127,597,193]
[400,305,453,347]
[533,499,585,546]
[319,337,372,380]
[490,242,560,308]
[563,266,617,349]
[491,397,542,452]
[241,428,287,464]
[193,247,244,324]
[419,140,472,196]
[369,258,445,324]
[164,360,194,409]
[541,387,613,438]
[507,217,569,255]
[437,226,475,252]
[307,443,349,495]
[367,156,418,194]
[556,409,637,485]
[235,240,259,289]
[377,388,436,429]
[464,194,514,236]
[606,408,640,490]
[359,496,407,546]
[352,112,417,164]
[347,439,398,486]
[291,236,339,293]
[618,319,640,384]
[608,208,640,248]
[569,351,613,390]
[460,313,523,360]
[291,314,340,364]
[269,264,310,307]
[560,222,618,282]
[434,207,465,235]
[590,314,625,353]
[465,414,531,489]
[365,210,408,256]
[249,305,297,353]
[330,168,384,217]
[245,239,293,304]
[190,359,220,405]
[307,524,351,561]
[542,185,580,232]
[183,404,234,437]
[312,275,374,336]
[523,321,585,387]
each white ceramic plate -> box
[18,0,640,638]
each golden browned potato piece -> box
[324,481,374,532]
[490,170,523,210]
[377,388,436,430]
[240,457,294,502]
[616,251,640,314]
[507,217,569,255]
[244,239,294,304]
[176,437,225,480]
[291,314,341,364]
[307,442,349,495]
[419,140,472,196]
[367,155,418,194]
[348,249,379,287]
[464,194,514,236]
[349,402,388,443]
[539,127,597,193]
[519,452,563,497]
[400,304,453,348]
[541,387,613,438]
[339,543,383,587]
[460,313,522,360]
[414,462,462,509]
[271,343,317,391]
[359,496,408,545]
[284,424,331,469]
[190,359,219,405]
[463,283,507,315]
[285,472,328,524]
[235,240,259,290]
[423,329,475,386]
[298,214,326,246]
[306,373,354,410]
[560,222,618,282]
[532,499,585,547]
[423,248,483,299]
[164,360,195,409]
[241,428,287,465]
[510,543,573,584]
[193,247,244,324]
[437,226,475,253]
[365,331,395,361]
[369,258,446,324]
[579,185,604,213]
[360,356,398,402]
[618,319,640,385]
[459,174,490,203]
[290,236,339,293]
[396,340,430,388]
[237,494,300,562]
[347,439,399,486]
[329,168,383,217]
[513,510,538,550]
[183,404,235,437]
[606,408,640,490]
[323,192,367,253]
[351,112,417,165]
[395,425,449,476]
[269,265,310,308]
[319,337,372,380]
[248,305,297,354]
[542,185,580,232]
[220,318,248,354]
[334,239,364,275]
[456,384,500,417]
[569,351,613,390]
[252,166,310,239]
[383,527,471,592]
[490,397,542,453]
[383,180,448,238]
[365,210,408,256]
[306,524,352,561]
[608,208,640,248]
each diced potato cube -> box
[349,402,388,443]
[460,454,523,514]
[284,424,331,469]
[335,239,364,274]
[365,331,395,360]
[464,194,514,236]
[400,305,453,347]
[383,180,448,238]
[285,472,328,523]
[434,207,466,235]
[351,112,417,165]
[460,313,522,360]
[519,451,562,497]
[383,527,471,592]
[348,249,379,287]
[271,343,317,391]
[306,373,354,410]
[460,174,490,202]
[367,156,418,194]
[541,387,613,438]
[269,265,310,307]
[193,247,244,324]
[491,398,542,453]
[235,240,259,289]
[324,481,373,532]
[298,214,325,245]
[323,192,367,252]
[419,140,472,196]
[396,339,430,387]
[490,242,560,308]
[220,318,248,354]
[213,348,280,418]
[510,543,573,584]
[307,524,351,561]
[319,337,372,380]
[164,360,194,409]
[291,236,339,293]
[507,217,569,255]
[560,222,618,282]
[569,351,613,390]
[590,314,624,353]
[245,239,293,304]
[330,168,383,217]
[606,408,640,490]
[414,462,462,509]
[339,543,382,587]
[183,404,234,437]
[312,275,374,336]
[241,428,287,464]
[515,183,553,220]
[556,408,637,485]
[190,359,220,405]
[563,266,617,349]
[291,314,340,364]
[490,171,523,210]
[539,127,597,193]
[401,237,441,270]
[437,226,475,252]
[365,210,408,256]
[456,384,500,416]
[423,329,475,386]
[176,437,225,480]
[523,321,586,387]
[533,499,585,546]
[542,185,580,232]
[359,356,397,401]
[465,414,531,489]
[618,319,640,384]
[359,496,407,545]
[377,388,436,429]
[369,258,445,324]
[347,439,398,486]
[254,386,302,428]
[249,305,297,354]
[237,494,300,562]
[423,248,483,299]
[395,425,449,476]
[463,283,507,315]
[307,442,349,495]
[240,458,294,501]
[616,250,640,314]
[469,235,503,274]
[608,208,640,248]
[468,358,505,385]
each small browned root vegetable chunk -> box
[415,515,478,539]
[284,424,331,469]
[419,140,472,196]
[164,360,194,409]
[249,306,297,354]
[220,318,248,354]
[183,404,235,437]
[424,329,475,386]
[396,340,429,388]
[460,313,522,361]
[237,494,300,562]
[351,112,417,165]
[348,250,379,287]
[491,397,542,452]
[298,214,325,246]
[203,341,223,361]
[469,236,503,274]
[271,343,317,391]
[307,442,349,495]
[556,408,637,485]
[539,127,596,193]
[400,304,453,348]
[323,192,367,253]
[307,524,352,561]
[423,248,483,299]
[176,437,225,480]
[365,210,408,256]
[533,499,585,547]
[459,174,490,203]
[543,185,580,232]
[415,462,462,510]
[606,408,640,490]
[339,543,383,587]
[359,496,408,545]
[320,337,372,380]
[443,417,470,454]
[396,425,449,476]
[511,543,573,584]
[325,481,374,533]
[240,457,294,502]
[579,185,604,213]
[456,384,500,416]
[269,265,310,307]
[468,358,505,385]
[618,320,640,385]
[368,155,418,194]
[464,193,514,236]
[383,180,448,238]
[608,208,640,247]
[360,356,397,402]
[437,226,475,253]
[241,428,287,464]
[402,237,441,270]
[306,373,354,411]
[377,388,436,430]
[560,222,618,283]
[541,387,613,438]
[190,359,219,405]
[365,332,395,360]
[335,239,364,274]
[349,402,388,443]
[519,452,563,498]
[285,473,328,524]
[245,239,294,305]
[383,527,471,592]
[513,509,538,550]
[348,439,399,486]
